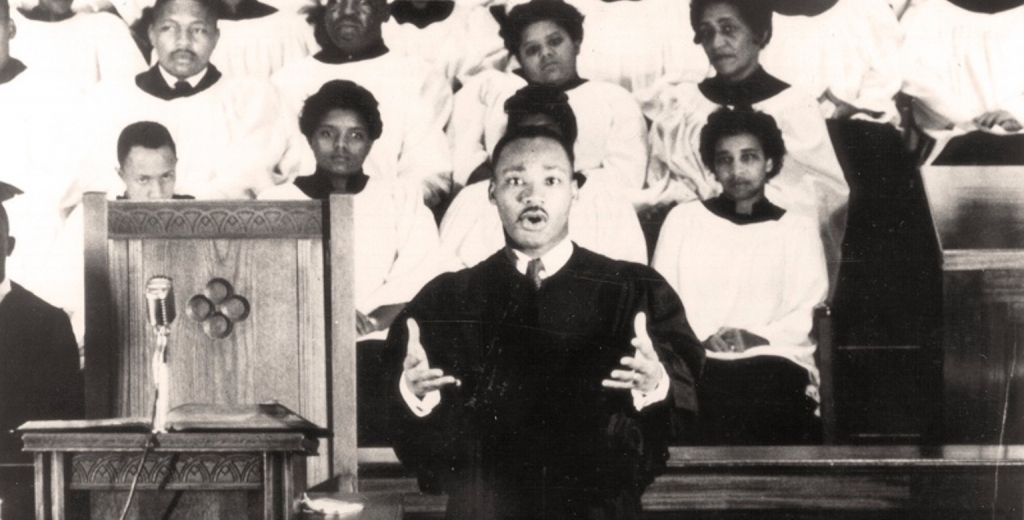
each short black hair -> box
[117,121,177,165]
[690,0,772,47]
[699,108,785,179]
[492,124,575,170]
[149,0,220,26]
[503,84,578,145]
[299,80,383,140]
[500,0,584,57]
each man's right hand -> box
[403,318,461,399]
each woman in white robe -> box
[641,0,847,290]
[900,0,1024,164]
[440,0,647,268]
[652,109,827,444]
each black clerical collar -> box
[703,195,785,225]
[0,59,27,86]
[135,65,222,100]
[699,67,790,108]
[18,5,75,22]
[947,0,1024,13]
[513,70,588,92]
[293,168,369,199]
[219,0,278,20]
[390,0,455,28]
[314,40,389,65]
[772,0,839,16]
[116,194,196,200]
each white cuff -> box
[631,365,670,411]
[399,371,441,417]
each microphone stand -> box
[151,324,171,433]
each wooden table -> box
[21,431,318,520]
[921,166,1024,443]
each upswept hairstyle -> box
[689,0,773,47]
[492,124,575,169]
[117,121,177,165]
[699,108,786,179]
[503,84,578,145]
[299,79,383,140]
[499,0,584,57]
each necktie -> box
[526,258,545,290]
[173,80,193,97]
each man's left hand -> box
[602,312,665,394]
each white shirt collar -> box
[0,277,11,306]
[509,238,574,280]
[158,65,207,89]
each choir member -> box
[389,124,704,519]
[259,80,440,445]
[382,0,508,89]
[441,84,647,269]
[9,0,146,96]
[271,0,453,208]
[900,0,1024,163]
[61,0,304,210]
[652,109,826,445]
[641,0,847,289]
[0,181,84,520]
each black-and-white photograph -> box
[1,0,1023,518]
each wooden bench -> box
[356,446,1024,519]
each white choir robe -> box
[450,70,648,189]
[438,180,648,271]
[651,200,828,396]
[900,0,1024,147]
[8,10,147,96]
[258,176,441,340]
[761,0,904,124]
[63,73,304,210]
[0,66,81,308]
[272,53,454,207]
[642,82,849,292]
[208,12,318,79]
[382,2,510,89]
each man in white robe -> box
[62,0,303,210]
[272,0,452,208]
[10,0,146,96]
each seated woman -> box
[259,80,440,444]
[449,0,647,190]
[641,0,847,289]
[441,84,647,269]
[901,0,1024,164]
[652,109,827,445]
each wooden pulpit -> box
[81,194,359,490]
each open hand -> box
[602,312,664,394]
[402,318,461,399]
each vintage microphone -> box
[145,275,176,432]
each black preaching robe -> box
[0,282,84,518]
[388,245,703,519]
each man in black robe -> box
[388,126,704,519]
[0,182,84,519]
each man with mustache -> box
[60,0,304,211]
[271,0,452,209]
[388,125,704,519]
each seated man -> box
[271,0,452,208]
[10,0,145,95]
[441,84,648,269]
[389,125,704,519]
[259,80,440,444]
[0,181,84,520]
[652,109,827,445]
[53,120,193,346]
[62,0,303,211]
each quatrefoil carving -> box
[186,278,250,339]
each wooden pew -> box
[355,446,1024,519]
